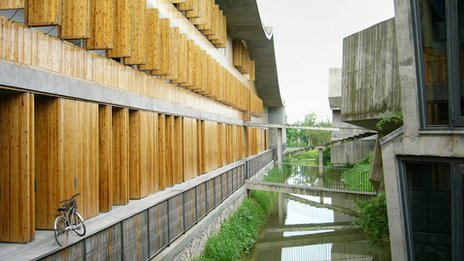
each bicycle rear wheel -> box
[73,212,86,236]
[54,216,69,246]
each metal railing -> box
[42,149,275,260]
[248,162,376,195]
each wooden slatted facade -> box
[0,0,273,243]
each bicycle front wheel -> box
[54,216,69,246]
[73,212,86,236]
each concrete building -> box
[328,68,375,166]
[341,1,464,260]
[0,0,284,259]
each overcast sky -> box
[256,0,395,123]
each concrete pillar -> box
[318,147,324,176]
[277,128,283,169]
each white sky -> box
[256,0,395,123]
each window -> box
[400,159,464,260]
[414,0,464,127]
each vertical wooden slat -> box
[173,116,183,184]
[61,0,90,39]
[86,0,114,50]
[165,115,174,187]
[149,112,159,194]
[139,8,160,71]
[124,0,146,65]
[129,110,141,199]
[107,0,131,58]
[99,105,113,212]
[158,114,166,190]
[0,93,34,243]
[34,97,66,230]
[26,0,61,26]
[167,27,179,81]
[112,107,129,205]
[152,18,170,76]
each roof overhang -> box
[216,0,283,107]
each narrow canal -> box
[245,192,390,261]
[245,159,391,261]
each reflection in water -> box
[245,193,391,261]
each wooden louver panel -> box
[61,0,90,40]
[0,0,24,10]
[107,0,131,58]
[26,0,61,26]
[124,0,146,65]
[86,0,114,50]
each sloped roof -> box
[216,0,283,107]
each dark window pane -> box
[405,163,451,260]
[459,0,464,116]
[420,0,449,125]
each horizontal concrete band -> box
[0,60,244,125]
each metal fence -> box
[249,162,376,195]
[42,149,275,261]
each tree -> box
[287,113,331,148]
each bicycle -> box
[53,193,87,246]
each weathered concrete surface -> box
[267,106,287,149]
[329,68,343,109]
[330,135,376,166]
[380,1,464,260]
[341,18,401,130]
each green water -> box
[245,193,391,261]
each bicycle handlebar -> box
[59,193,81,203]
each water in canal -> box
[245,164,391,261]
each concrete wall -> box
[341,18,401,130]
[267,106,287,148]
[330,136,376,166]
[380,0,464,260]
[328,68,342,110]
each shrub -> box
[354,192,389,245]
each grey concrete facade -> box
[341,18,401,130]
[332,0,464,260]
[267,106,287,150]
[330,136,376,166]
[329,68,375,166]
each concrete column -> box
[277,128,283,169]
[318,147,324,176]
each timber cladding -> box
[38,156,270,260]
[0,2,264,119]
[0,91,268,242]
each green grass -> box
[284,149,319,166]
[263,168,286,183]
[341,153,374,192]
[197,191,275,261]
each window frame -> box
[412,0,464,128]
[398,156,464,260]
